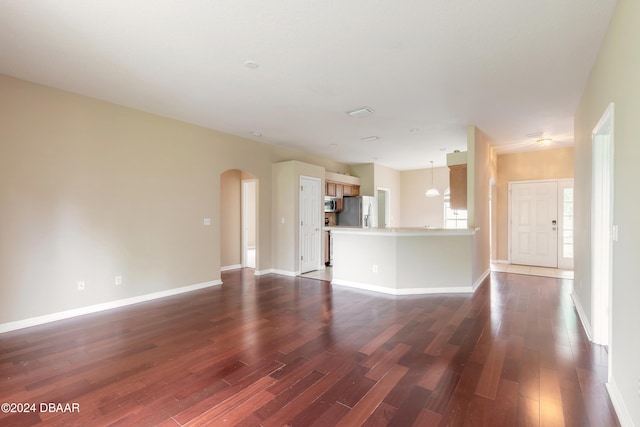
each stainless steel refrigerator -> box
[338,196,376,227]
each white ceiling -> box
[0,0,617,170]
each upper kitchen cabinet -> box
[447,151,468,210]
[343,184,359,196]
[326,181,336,196]
[324,171,360,197]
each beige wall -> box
[243,178,257,248]
[220,170,242,267]
[220,170,257,267]
[574,0,640,423]
[350,163,402,227]
[350,164,375,196]
[495,147,574,261]
[271,160,325,274]
[468,126,495,286]
[400,166,449,228]
[0,74,348,325]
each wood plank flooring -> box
[0,269,620,426]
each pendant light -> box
[425,160,440,197]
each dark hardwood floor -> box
[0,269,619,426]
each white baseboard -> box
[606,381,634,427]
[492,259,509,264]
[473,269,491,291]
[331,279,473,296]
[221,264,242,271]
[253,269,299,277]
[570,292,593,342]
[0,279,222,334]
[271,269,298,277]
[253,268,273,276]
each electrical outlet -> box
[372,264,378,273]
[115,276,122,286]
[77,281,85,291]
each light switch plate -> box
[204,218,211,226]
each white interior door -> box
[510,181,558,267]
[299,176,321,273]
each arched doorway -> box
[220,169,258,271]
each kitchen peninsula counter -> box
[330,227,483,295]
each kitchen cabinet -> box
[343,185,360,196]
[449,164,467,210]
[326,181,336,196]
[325,181,360,197]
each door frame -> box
[376,187,391,228]
[241,179,257,269]
[299,175,322,274]
[591,102,614,352]
[508,178,574,268]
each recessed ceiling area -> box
[0,0,617,169]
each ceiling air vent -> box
[346,107,374,118]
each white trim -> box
[591,102,614,351]
[492,259,510,264]
[472,268,491,291]
[331,279,473,295]
[221,264,242,271]
[570,292,593,342]
[254,268,274,276]
[0,280,222,334]
[241,179,258,269]
[605,381,633,427]
[375,186,391,228]
[271,269,298,277]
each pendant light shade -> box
[425,160,440,197]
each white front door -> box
[299,176,321,273]
[510,181,558,267]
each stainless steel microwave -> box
[324,197,339,212]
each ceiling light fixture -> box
[425,161,440,197]
[244,60,259,69]
[525,131,544,139]
[361,136,379,142]
[346,107,374,118]
[537,137,552,145]
[250,131,262,137]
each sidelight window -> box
[443,188,467,229]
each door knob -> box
[552,220,557,225]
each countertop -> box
[327,226,478,236]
